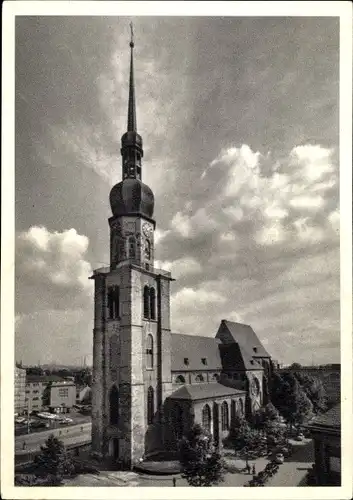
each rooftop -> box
[169,382,246,401]
[26,375,75,384]
[171,334,222,371]
[307,404,341,435]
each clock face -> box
[142,222,153,237]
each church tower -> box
[91,25,173,468]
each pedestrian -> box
[22,441,26,450]
[246,463,251,475]
[172,477,176,487]
[252,464,256,475]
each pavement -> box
[63,437,314,487]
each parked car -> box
[274,453,284,464]
[295,433,305,441]
[30,420,49,429]
[15,417,26,424]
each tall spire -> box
[120,23,143,181]
[127,22,137,132]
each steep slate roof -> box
[171,334,222,371]
[219,343,263,371]
[169,382,246,401]
[217,320,271,358]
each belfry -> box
[91,25,273,469]
[91,24,174,467]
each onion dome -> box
[109,178,154,218]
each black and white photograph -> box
[1,1,352,498]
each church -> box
[91,29,273,469]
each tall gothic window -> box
[107,286,120,319]
[144,239,151,260]
[128,236,136,260]
[147,386,154,425]
[146,334,153,369]
[143,286,150,318]
[221,401,229,431]
[109,385,119,425]
[202,404,211,433]
[239,398,244,416]
[108,288,114,319]
[150,287,156,320]
[173,404,183,439]
[231,400,237,427]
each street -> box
[15,422,92,454]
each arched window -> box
[107,286,120,319]
[150,287,156,320]
[109,385,119,425]
[238,398,244,416]
[173,404,183,439]
[195,374,204,383]
[221,401,229,431]
[128,236,136,260]
[144,239,151,260]
[212,373,219,381]
[175,375,186,384]
[107,287,114,319]
[202,404,211,433]
[147,386,154,425]
[146,334,153,369]
[231,400,237,427]
[113,286,120,318]
[143,286,150,318]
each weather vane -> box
[130,22,134,48]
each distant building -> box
[306,404,341,485]
[46,379,76,413]
[15,365,26,415]
[26,375,76,414]
[25,376,45,413]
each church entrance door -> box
[109,438,119,460]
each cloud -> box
[171,142,337,249]
[16,226,93,314]
[155,256,202,279]
[15,309,92,366]
[171,285,227,334]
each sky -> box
[14,15,340,367]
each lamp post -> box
[27,395,31,434]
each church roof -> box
[219,343,263,371]
[169,382,246,401]
[171,334,222,371]
[217,320,271,358]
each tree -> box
[289,363,302,370]
[34,435,75,482]
[294,372,327,414]
[179,424,225,486]
[271,372,313,431]
[253,403,279,431]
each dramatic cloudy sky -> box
[15,16,340,367]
